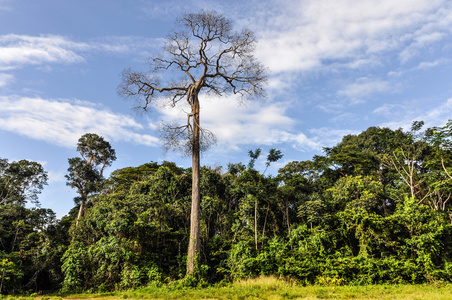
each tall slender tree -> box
[66,133,116,222]
[119,11,267,274]
[246,148,283,250]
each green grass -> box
[6,277,452,299]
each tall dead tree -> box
[119,11,267,275]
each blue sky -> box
[1,0,452,218]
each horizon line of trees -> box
[2,121,452,293]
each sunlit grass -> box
[234,276,293,289]
[6,277,452,299]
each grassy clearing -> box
[5,277,452,300]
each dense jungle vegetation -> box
[2,121,452,295]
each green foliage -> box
[61,163,191,291]
[6,122,452,294]
[61,242,89,292]
[0,157,67,295]
[247,149,261,170]
[66,133,116,220]
[0,159,48,206]
[0,254,23,294]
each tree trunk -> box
[254,197,258,250]
[187,94,201,275]
[0,270,4,295]
[76,197,86,226]
[286,201,291,235]
[262,202,269,238]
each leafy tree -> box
[247,149,262,170]
[241,149,282,250]
[0,158,70,294]
[277,161,316,233]
[105,162,161,194]
[0,159,48,206]
[425,120,452,211]
[0,255,22,294]
[0,202,65,294]
[428,119,452,151]
[318,127,415,216]
[54,122,452,289]
[62,162,192,291]
[66,133,116,222]
[119,11,267,274]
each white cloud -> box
[0,73,13,86]
[316,101,345,114]
[398,7,452,63]
[309,127,359,148]
[137,0,449,74]
[0,96,159,148]
[416,58,449,69]
[338,77,391,101]
[89,36,163,57]
[376,97,452,130]
[153,94,320,152]
[329,112,360,124]
[0,34,89,69]
[47,170,66,183]
[139,0,224,19]
[399,32,445,63]
[0,34,161,71]
[239,0,451,74]
[373,103,406,118]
